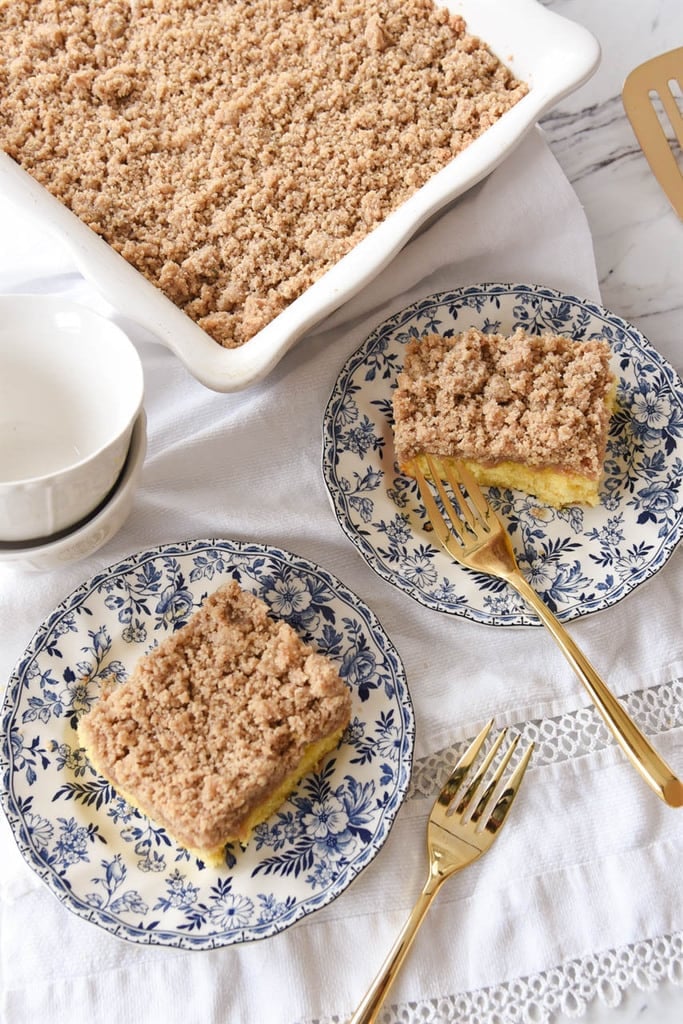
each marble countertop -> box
[541,1,682,1020]
[541,1,681,374]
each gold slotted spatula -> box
[622,47,683,218]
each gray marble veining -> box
[542,0,682,369]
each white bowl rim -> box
[0,294,144,486]
[0,408,147,560]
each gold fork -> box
[349,720,533,1024]
[414,455,683,808]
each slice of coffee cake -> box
[392,327,615,507]
[78,580,352,866]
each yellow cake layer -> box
[79,725,346,868]
[410,453,602,507]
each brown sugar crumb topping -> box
[392,328,615,478]
[77,580,352,853]
[0,0,527,349]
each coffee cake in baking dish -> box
[0,0,527,348]
[77,580,352,866]
[392,328,616,507]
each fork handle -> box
[508,571,683,807]
[348,880,441,1024]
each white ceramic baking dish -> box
[0,0,600,392]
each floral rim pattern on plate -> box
[322,283,682,626]
[0,539,414,949]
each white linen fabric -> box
[1,128,681,1024]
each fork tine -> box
[452,727,508,817]
[423,458,473,542]
[478,739,534,835]
[413,459,457,548]
[436,457,480,529]
[425,455,478,536]
[435,718,495,811]
[449,460,493,522]
[469,733,521,824]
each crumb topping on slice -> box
[77,580,352,853]
[392,328,615,478]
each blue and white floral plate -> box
[0,539,414,949]
[322,283,682,626]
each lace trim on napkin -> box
[307,680,683,1024]
[409,678,683,798]
[310,931,683,1024]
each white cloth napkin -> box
[1,128,681,1024]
